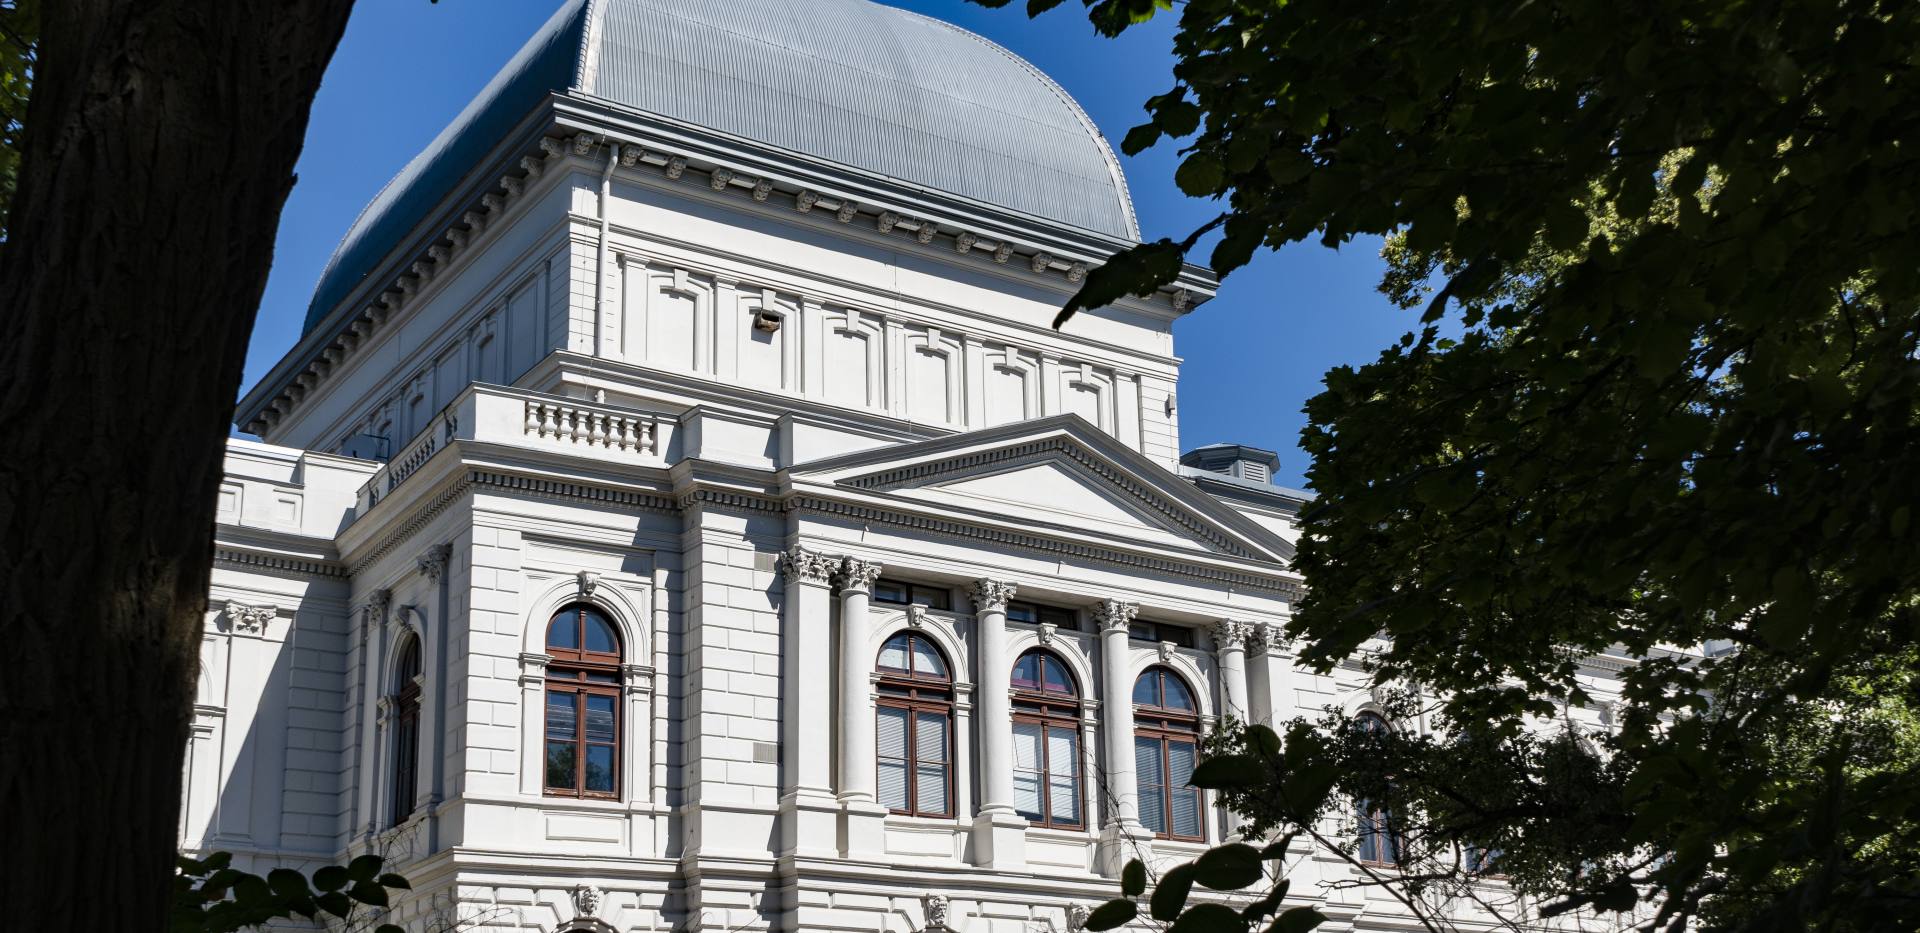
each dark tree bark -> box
[0,1,352,927]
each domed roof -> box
[301,0,1137,335]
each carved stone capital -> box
[359,589,391,638]
[417,544,452,583]
[837,557,883,595]
[1247,621,1283,656]
[779,546,838,584]
[1213,619,1253,651]
[223,601,277,635]
[1094,599,1139,633]
[971,579,1018,613]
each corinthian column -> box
[1096,598,1144,876]
[1214,620,1252,724]
[971,578,1026,868]
[836,558,883,804]
[777,545,839,858]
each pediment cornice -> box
[839,436,1256,560]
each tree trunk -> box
[0,1,352,928]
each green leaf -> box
[267,868,310,899]
[1270,906,1328,933]
[1171,902,1248,933]
[1122,123,1162,156]
[346,854,384,882]
[350,880,390,908]
[1084,899,1138,932]
[1176,153,1226,196]
[1122,858,1147,897]
[1545,201,1589,252]
[1247,724,1283,757]
[1151,863,1198,921]
[312,866,349,892]
[1188,754,1265,789]
[1195,843,1265,890]
[316,891,353,918]
[379,872,412,891]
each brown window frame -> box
[544,604,623,800]
[1007,601,1077,627]
[1011,649,1083,830]
[1353,712,1403,866]
[873,579,953,611]
[1134,666,1206,842]
[876,632,955,818]
[390,637,423,826]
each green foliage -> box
[173,851,410,933]
[0,0,36,237]
[978,0,1920,929]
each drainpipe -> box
[593,141,620,357]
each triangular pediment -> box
[789,415,1294,564]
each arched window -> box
[876,632,953,817]
[1133,666,1204,841]
[544,604,622,798]
[1354,712,1401,865]
[390,636,423,826]
[1012,649,1082,829]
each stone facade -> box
[193,3,1625,932]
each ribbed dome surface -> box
[301,0,1136,335]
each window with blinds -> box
[876,632,953,817]
[1133,666,1205,841]
[1011,650,1082,829]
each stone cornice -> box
[213,545,348,580]
[792,494,1300,598]
[840,437,1256,560]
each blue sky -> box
[246,0,1420,490]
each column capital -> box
[837,557,883,594]
[779,546,838,584]
[1247,621,1284,656]
[970,578,1018,613]
[1095,599,1139,633]
[1213,619,1254,652]
[417,543,452,582]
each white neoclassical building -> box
[190,2,1623,931]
